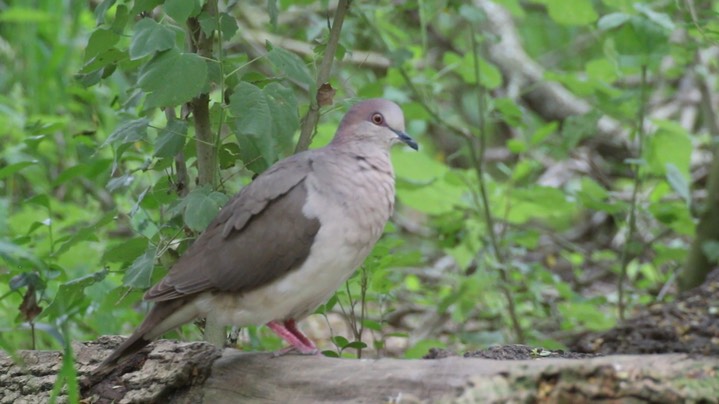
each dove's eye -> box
[371,113,384,125]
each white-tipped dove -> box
[95,98,417,375]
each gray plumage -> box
[94,98,417,377]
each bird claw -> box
[271,345,319,358]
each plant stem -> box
[618,65,648,321]
[188,0,218,187]
[468,29,524,343]
[295,0,352,153]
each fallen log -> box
[1,336,717,403]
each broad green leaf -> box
[267,0,279,27]
[530,121,558,145]
[648,200,694,236]
[701,241,719,264]
[494,97,523,127]
[103,118,150,147]
[644,120,692,177]
[138,49,207,108]
[598,12,630,31]
[264,82,300,154]
[543,0,598,26]
[394,150,465,215]
[131,0,162,14]
[442,52,501,89]
[0,240,46,270]
[404,339,446,359]
[130,18,176,60]
[123,245,156,289]
[267,46,314,87]
[41,269,109,319]
[0,7,53,22]
[164,0,199,23]
[230,82,274,172]
[585,58,618,83]
[183,186,229,231]
[506,139,526,154]
[79,48,127,74]
[93,0,116,24]
[53,212,115,257]
[102,238,149,264]
[665,163,690,204]
[505,186,577,227]
[0,161,36,180]
[634,3,674,31]
[154,119,188,157]
[85,29,120,62]
[219,12,239,39]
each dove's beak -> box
[392,129,418,150]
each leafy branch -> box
[295,0,352,152]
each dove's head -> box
[333,99,418,151]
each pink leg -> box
[266,320,318,356]
[284,319,317,350]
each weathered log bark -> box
[1,336,717,403]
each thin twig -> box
[618,65,648,321]
[468,29,524,343]
[294,0,352,153]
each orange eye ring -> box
[371,113,384,125]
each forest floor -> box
[425,270,719,360]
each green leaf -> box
[138,49,207,108]
[665,163,690,204]
[264,82,300,153]
[494,97,523,127]
[530,121,558,145]
[103,118,150,147]
[634,3,674,31]
[544,0,598,26]
[54,212,115,257]
[267,0,279,27]
[41,269,109,320]
[0,161,36,180]
[79,48,126,74]
[183,186,229,231]
[506,139,526,154]
[102,238,149,264]
[344,341,368,350]
[164,0,199,23]
[404,339,445,359]
[644,120,692,177]
[85,29,120,62]
[132,0,163,14]
[93,0,116,25]
[701,241,719,264]
[130,18,176,60]
[267,46,314,86]
[332,335,349,348]
[442,52,501,89]
[230,82,274,172]
[154,119,188,157]
[597,12,630,31]
[219,12,239,39]
[123,245,156,289]
[0,240,46,270]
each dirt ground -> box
[425,270,719,360]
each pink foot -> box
[266,320,319,356]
